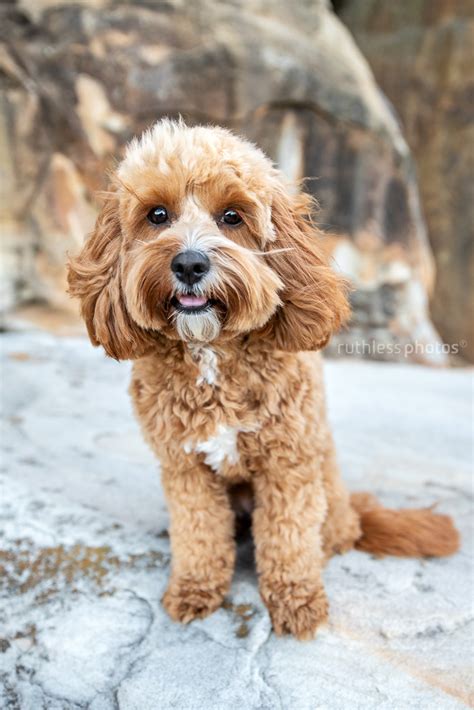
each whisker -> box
[251,247,295,257]
[96,190,120,201]
[114,175,147,205]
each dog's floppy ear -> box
[260,184,350,351]
[67,192,154,360]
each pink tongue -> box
[178,295,208,308]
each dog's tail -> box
[350,493,460,557]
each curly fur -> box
[68,119,459,639]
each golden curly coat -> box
[68,120,459,639]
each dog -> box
[67,119,459,639]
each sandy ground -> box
[1,327,473,709]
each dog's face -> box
[68,120,349,359]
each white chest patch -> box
[184,425,240,474]
[187,344,219,386]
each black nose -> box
[171,250,210,286]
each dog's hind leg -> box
[320,435,361,561]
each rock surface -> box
[1,328,472,709]
[340,0,474,362]
[0,0,444,362]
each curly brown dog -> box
[68,119,459,640]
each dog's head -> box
[67,119,350,359]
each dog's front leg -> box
[161,460,236,623]
[252,462,328,640]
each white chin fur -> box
[174,308,221,342]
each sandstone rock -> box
[1,329,472,707]
[0,0,445,362]
[339,0,474,361]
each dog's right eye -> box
[147,206,169,225]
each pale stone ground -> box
[1,327,473,709]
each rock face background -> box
[0,0,470,362]
[339,0,474,362]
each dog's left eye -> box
[221,209,243,226]
[147,206,169,225]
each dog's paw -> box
[261,581,329,640]
[162,579,225,624]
